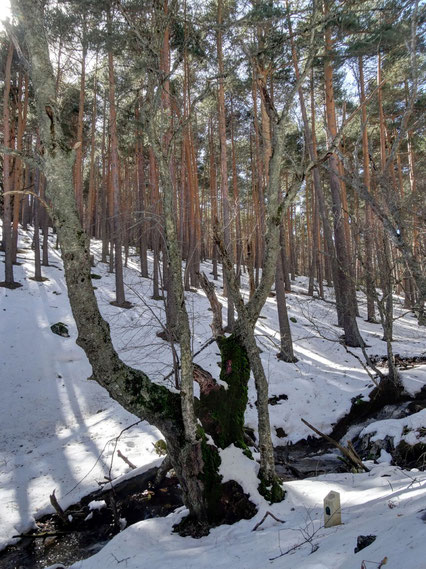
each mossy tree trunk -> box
[12,0,254,535]
[214,23,320,497]
[196,335,250,451]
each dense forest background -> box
[1,0,425,544]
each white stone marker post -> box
[324,491,342,527]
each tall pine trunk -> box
[107,11,128,308]
[1,42,20,288]
[323,2,364,347]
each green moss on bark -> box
[196,426,223,521]
[258,475,286,503]
[124,369,182,424]
[198,334,250,450]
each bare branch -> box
[4,21,30,72]
[301,418,370,473]
[117,449,137,470]
[4,190,51,214]
[252,511,285,532]
[198,272,224,338]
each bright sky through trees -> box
[0,0,11,29]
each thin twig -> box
[270,520,324,560]
[4,190,52,214]
[117,450,137,470]
[252,511,285,531]
[64,420,142,497]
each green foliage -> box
[171,18,206,60]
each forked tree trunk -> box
[13,0,255,535]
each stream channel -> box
[1,378,425,569]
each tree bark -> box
[275,254,297,363]
[73,19,86,222]
[1,42,18,287]
[85,55,98,236]
[323,1,364,347]
[217,0,234,330]
[12,0,253,533]
[107,12,128,307]
[136,100,149,278]
[359,55,376,322]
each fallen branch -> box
[301,418,370,473]
[361,557,388,569]
[117,449,136,470]
[252,510,285,531]
[13,531,69,539]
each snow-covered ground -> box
[1,226,425,569]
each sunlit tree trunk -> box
[217,0,234,330]
[323,1,364,347]
[108,10,127,307]
[86,56,98,236]
[136,100,149,278]
[1,42,18,288]
[230,97,242,279]
[359,55,376,322]
[208,117,219,280]
[74,19,87,222]
[11,72,28,264]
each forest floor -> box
[1,225,426,569]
